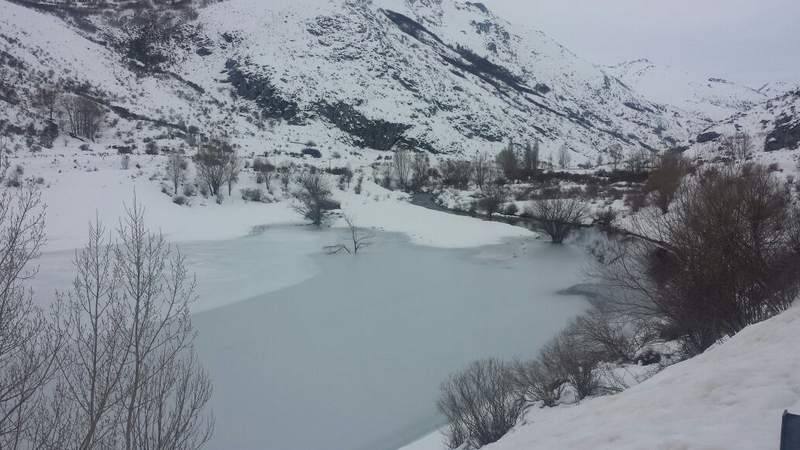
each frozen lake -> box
[31,226,590,450]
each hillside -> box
[607,58,768,123]
[687,89,800,171]
[1,0,707,166]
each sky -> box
[486,0,800,88]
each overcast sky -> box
[486,0,800,87]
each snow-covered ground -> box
[402,304,800,450]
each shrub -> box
[145,140,159,155]
[195,139,238,196]
[438,359,524,449]
[527,198,587,243]
[644,154,688,213]
[440,160,472,189]
[511,359,564,408]
[594,208,617,226]
[293,172,333,226]
[595,164,800,355]
[479,184,507,218]
[241,188,265,202]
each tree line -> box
[0,188,213,449]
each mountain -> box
[687,89,800,167]
[0,0,704,165]
[607,58,768,123]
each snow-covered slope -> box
[405,304,800,450]
[607,58,767,123]
[686,89,800,172]
[1,0,705,166]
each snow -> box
[338,183,532,248]
[402,304,800,450]
[607,58,767,123]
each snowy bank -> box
[403,304,800,450]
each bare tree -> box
[324,216,375,255]
[167,152,187,196]
[34,85,60,122]
[545,324,603,400]
[721,132,755,161]
[51,220,128,450]
[527,198,587,244]
[393,150,412,191]
[478,184,507,218]
[572,310,657,365]
[522,141,539,179]
[440,160,472,190]
[114,200,213,450]
[625,148,650,174]
[224,153,241,197]
[606,144,624,171]
[557,145,571,170]
[594,164,800,355]
[472,152,492,190]
[410,153,430,192]
[36,203,214,450]
[438,359,523,450]
[293,172,334,226]
[62,96,104,142]
[194,139,235,197]
[0,188,59,448]
[495,142,519,180]
[511,359,563,408]
[644,153,689,213]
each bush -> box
[511,359,564,408]
[594,208,617,226]
[527,198,587,243]
[503,203,518,216]
[145,140,159,155]
[479,184,507,218]
[644,154,688,213]
[293,172,333,226]
[595,164,800,355]
[438,359,524,449]
[440,160,472,189]
[240,188,265,202]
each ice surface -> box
[188,229,589,450]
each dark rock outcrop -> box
[225,59,301,124]
[765,114,800,151]
[696,131,721,143]
[314,101,412,151]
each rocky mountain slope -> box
[686,89,800,169]
[1,0,713,166]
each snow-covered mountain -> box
[685,89,800,171]
[607,58,768,123]
[0,0,706,165]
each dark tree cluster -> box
[596,164,800,355]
